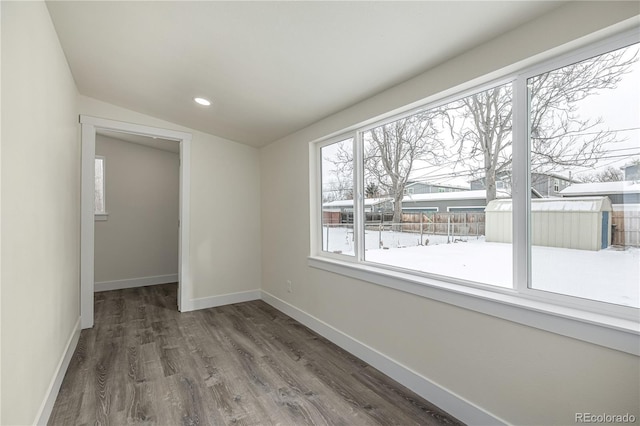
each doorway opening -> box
[80,115,192,329]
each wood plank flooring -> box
[49,284,462,426]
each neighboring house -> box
[471,172,573,197]
[531,172,574,197]
[401,189,510,213]
[403,180,469,195]
[622,163,640,181]
[469,172,511,192]
[560,181,640,204]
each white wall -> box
[79,96,262,303]
[0,3,3,420]
[260,3,640,425]
[1,2,80,424]
[94,135,179,288]
[0,2,4,421]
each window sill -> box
[308,255,639,356]
[95,213,109,221]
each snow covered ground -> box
[322,226,639,308]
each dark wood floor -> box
[49,284,461,426]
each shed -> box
[486,196,613,251]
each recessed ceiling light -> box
[194,97,211,106]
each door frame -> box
[80,115,192,329]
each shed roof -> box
[486,196,613,212]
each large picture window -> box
[361,83,513,287]
[313,32,639,318]
[527,43,640,307]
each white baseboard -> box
[34,317,81,426]
[260,291,505,426]
[95,274,178,292]
[186,289,261,311]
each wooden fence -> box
[398,212,485,237]
[324,208,639,247]
[324,211,486,237]
[612,210,640,247]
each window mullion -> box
[512,77,530,293]
[353,132,365,262]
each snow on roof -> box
[560,181,640,195]
[532,171,576,182]
[323,197,391,208]
[486,196,612,212]
[406,178,470,190]
[402,189,509,203]
[433,178,471,189]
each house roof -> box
[560,181,640,196]
[531,172,576,182]
[405,180,469,190]
[402,190,509,203]
[471,171,575,183]
[323,198,391,208]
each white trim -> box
[80,115,192,328]
[80,122,96,329]
[178,134,192,312]
[34,317,81,426]
[261,290,506,426]
[513,76,530,296]
[186,289,261,311]
[309,142,320,257]
[308,256,640,356]
[94,213,109,221]
[354,132,365,262]
[94,274,179,292]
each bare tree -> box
[328,110,442,227]
[578,166,624,183]
[321,140,354,203]
[364,110,442,226]
[321,179,353,203]
[443,84,512,202]
[445,46,637,202]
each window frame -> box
[514,30,640,318]
[316,134,358,260]
[94,155,108,221]
[310,28,640,355]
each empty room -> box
[1,1,639,425]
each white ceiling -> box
[47,1,565,148]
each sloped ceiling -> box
[47,1,565,147]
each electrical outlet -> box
[287,280,292,293]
